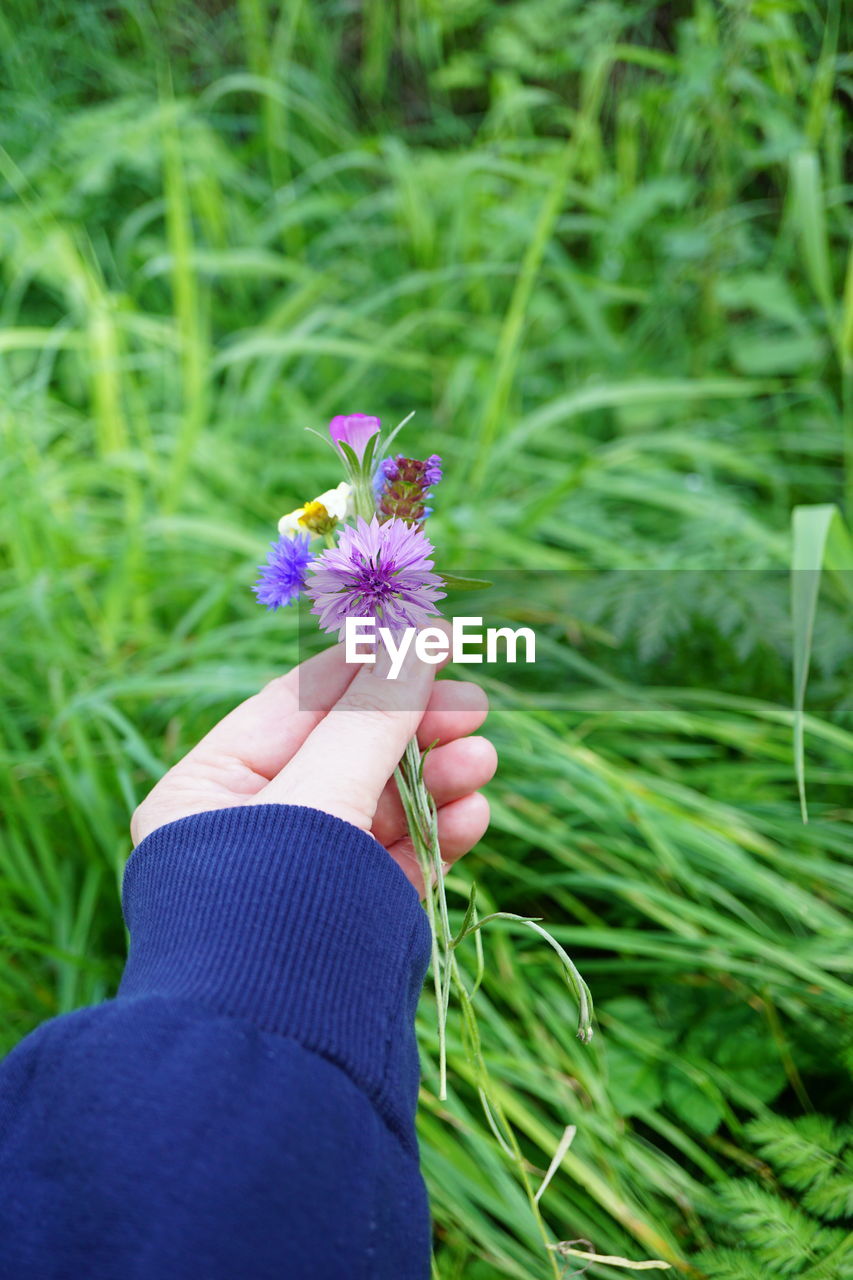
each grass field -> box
[1,1,852,1276]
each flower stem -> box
[397,735,590,1276]
[395,735,451,1097]
[352,474,376,521]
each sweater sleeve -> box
[0,804,433,1280]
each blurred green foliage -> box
[1,1,851,1275]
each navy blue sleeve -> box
[0,804,432,1280]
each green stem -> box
[396,736,573,1276]
[396,736,450,1095]
[352,474,376,521]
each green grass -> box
[1,1,852,1275]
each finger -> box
[255,623,450,830]
[184,642,359,779]
[186,625,460,780]
[416,680,489,749]
[387,792,491,895]
[372,736,497,847]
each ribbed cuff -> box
[119,805,431,1132]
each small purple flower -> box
[329,413,381,460]
[305,517,445,636]
[253,533,313,609]
[380,456,399,482]
[424,454,442,486]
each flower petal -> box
[329,413,381,460]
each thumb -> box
[253,624,445,831]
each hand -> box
[131,626,496,893]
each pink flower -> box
[329,413,381,460]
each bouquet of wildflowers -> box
[253,412,593,1099]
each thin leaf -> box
[791,504,853,821]
[453,882,479,948]
[441,574,493,591]
[380,410,415,459]
[304,425,341,457]
[534,1124,577,1203]
[789,150,834,315]
[359,429,381,475]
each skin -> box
[132,621,497,894]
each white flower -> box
[278,481,353,537]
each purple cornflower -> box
[305,516,445,636]
[253,533,313,609]
[329,413,381,460]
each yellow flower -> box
[278,481,352,537]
